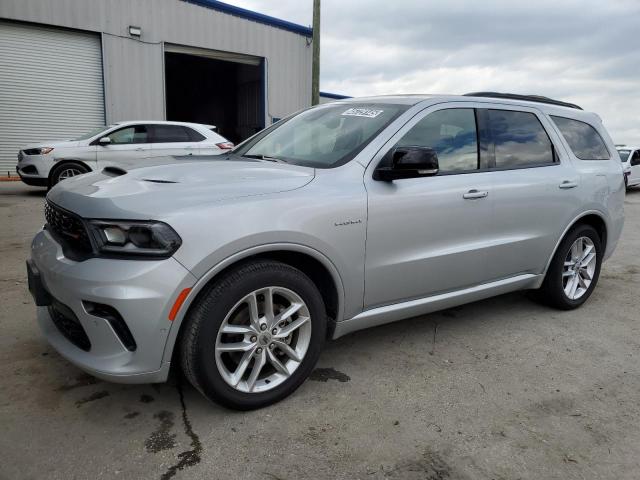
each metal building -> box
[0,0,313,173]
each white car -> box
[16,121,234,187]
[617,145,640,189]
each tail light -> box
[216,142,234,150]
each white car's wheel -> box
[49,162,89,187]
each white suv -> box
[16,121,234,187]
[617,145,640,189]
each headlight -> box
[87,220,182,258]
[23,147,54,155]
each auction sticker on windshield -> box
[342,108,384,118]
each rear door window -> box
[151,125,192,143]
[551,116,610,160]
[486,110,555,168]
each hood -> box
[47,159,315,219]
[21,140,83,150]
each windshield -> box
[236,104,409,168]
[617,149,631,161]
[73,125,113,141]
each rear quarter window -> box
[551,116,610,160]
[616,149,630,161]
[186,128,206,142]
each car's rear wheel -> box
[535,224,602,310]
[49,162,89,187]
[180,260,326,410]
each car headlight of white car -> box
[23,147,54,155]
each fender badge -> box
[334,219,362,227]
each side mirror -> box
[632,156,640,167]
[98,136,111,145]
[375,146,439,181]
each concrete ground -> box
[1,181,639,480]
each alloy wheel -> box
[215,286,312,393]
[562,236,597,300]
[57,167,83,181]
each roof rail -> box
[463,92,583,110]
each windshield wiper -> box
[242,154,288,163]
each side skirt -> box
[332,274,541,339]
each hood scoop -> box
[103,166,127,177]
[142,178,179,184]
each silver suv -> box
[28,93,625,409]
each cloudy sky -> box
[228,0,639,144]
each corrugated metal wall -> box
[0,20,105,173]
[0,0,312,125]
[101,35,165,122]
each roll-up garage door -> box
[0,21,105,174]
[164,43,262,66]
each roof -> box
[330,94,592,114]
[182,0,313,37]
[324,95,433,105]
[113,120,216,129]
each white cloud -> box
[229,0,640,143]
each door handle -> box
[559,180,578,189]
[135,147,144,151]
[463,189,489,200]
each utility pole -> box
[311,0,320,105]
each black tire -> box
[535,224,602,310]
[49,161,89,188]
[180,260,327,410]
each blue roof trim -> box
[182,0,313,37]
[320,91,351,100]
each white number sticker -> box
[341,108,384,118]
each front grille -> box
[49,300,91,351]
[45,201,93,259]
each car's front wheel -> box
[180,260,327,410]
[536,224,602,310]
[49,162,89,188]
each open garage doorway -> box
[164,46,265,145]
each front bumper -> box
[16,153,52,186]
[17,165,48,186]
[30,229,196,383]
